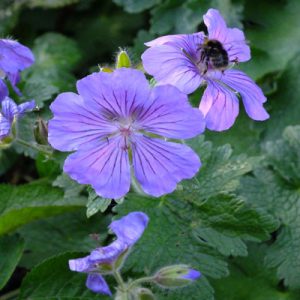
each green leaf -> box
[0,181,86,235]
[212,244,300,300]
[35,153,60,178]
[22,33,81,107]
[53,173,85,199]
[0,149,17,176]
[241,0,300,79]
[114,193,276,299]
[86,187,113,217]
[150,0,203,35]
[0,0,20,35]
[19,252,110,300]
[0,234,24,290]
[13,115,37,158]
[204,109,264,156]
[185,137,252,200]
[18,211,109,268]
[25,0,80,8]
[113,0,161,13]
[262,53,300,142]
[239,126,300,289]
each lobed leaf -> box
[0,181,86,235]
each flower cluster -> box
[48,68,205,199]
[0,39,35,145]
[69,212,200,296]
[142,9,269,131]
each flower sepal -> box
[115,289,129,300]
[115,49,131,68]
[153,264,201,288]
[132,288,156,300]
[113,248,130,271]
[0,135,14,149]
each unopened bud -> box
[34,118,48,145]
[154,265,201,288]
[115,49,131,68]
[135,288,156,300]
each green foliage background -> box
[0,0,300,299]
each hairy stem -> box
[15,138,53,156]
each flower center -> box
[120,126,131,137]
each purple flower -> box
[0,97,35,141]
[142,8,269,131]
[48,68,204,199]
[0,39,34,100]
[69,212,149,296]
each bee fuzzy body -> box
[199,39,229,74]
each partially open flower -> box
[69,212,149,296]
[0,97,35,147]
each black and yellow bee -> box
[198,39,230,74]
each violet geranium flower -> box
[48,68,204,199]
[0,97,35,142]
[0,39,35,100]
[142,8,269,131]
[69,212,149,295]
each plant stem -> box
[113,271,126,290]
[15,138,53,156]
[127,276,155,290]
[0,289,19,300]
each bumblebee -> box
[198,39,229,74]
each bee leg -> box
[201,61,209,76]
[232,57,239,65]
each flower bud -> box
[115,49,131,68]
[153,265,201,288]
[34,118,48,145]
[134,288,156,300]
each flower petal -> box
[63,136,130,199]
[86,274,112,296]
[109,212,149,246]
[137,84,205,138]
[89,239,127,264]
[69,255,92,273]
[142,35,204,94]
[145,32,205,49]
[18,100,35,116]
[0,39,34,74]
[199,79,239,131]
[48,92,117,152]
[220,70,269,121]
[0,79,8,102]
[132,135,201,197]
[182,269,201,281]
[203,9,250,62]
[1,97,18,122]
[76,68,151,118]
[0,115,10,139]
